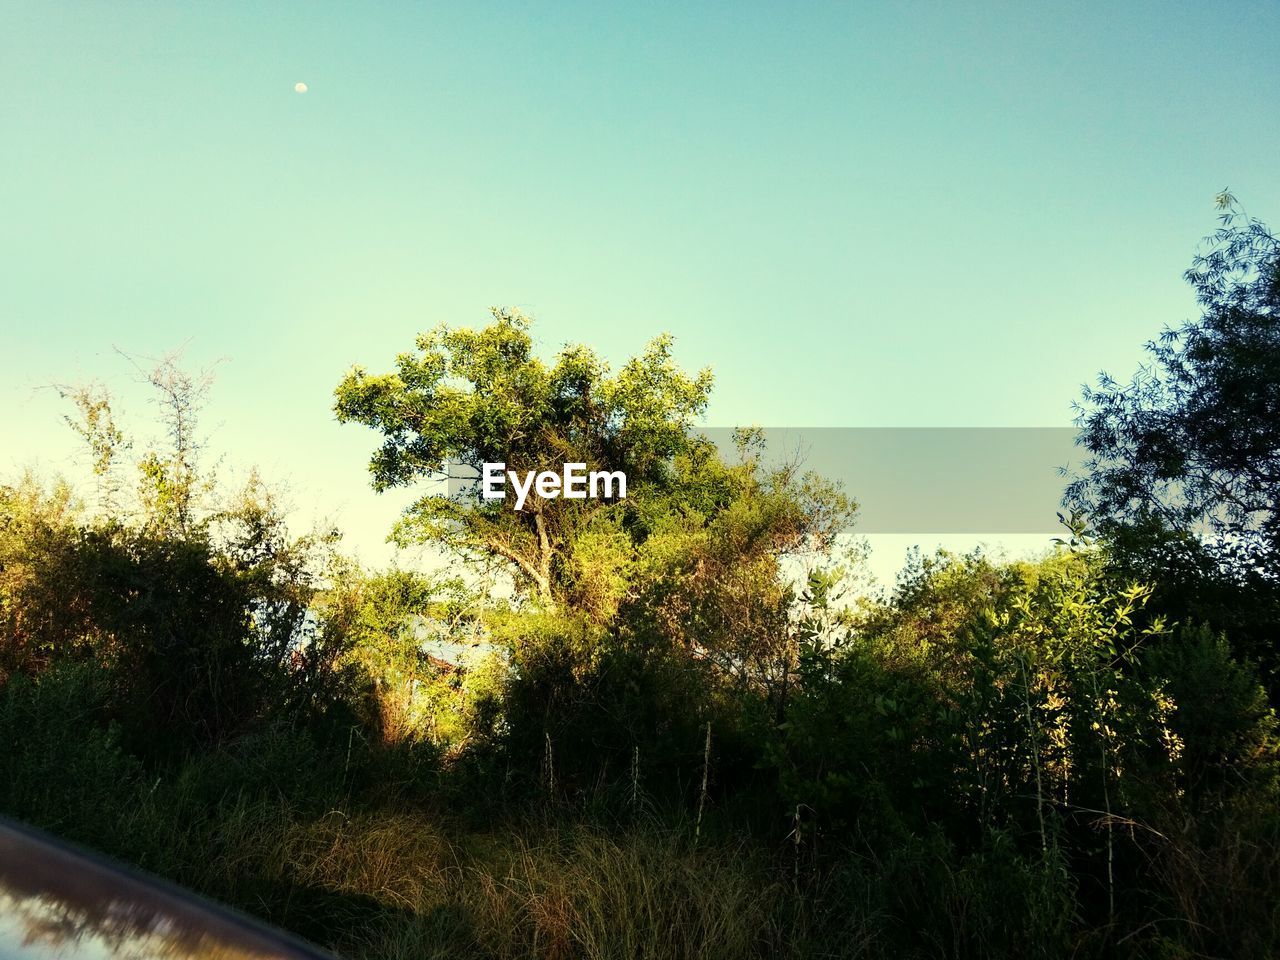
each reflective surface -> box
[0,818,331,960]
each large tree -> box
[334,309,715,607]
[1067,194,1280,571]
[334,311,852,650]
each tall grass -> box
[4,664,1279,958]
[353,827,801,960]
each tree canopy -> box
[334,310,853,633]
[1068,194,1280,569]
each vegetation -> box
[2,205,1279,959]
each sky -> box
[2,1,1278,586]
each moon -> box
[294,82,308,93]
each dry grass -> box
[320,820,810,960]
[166,806,845,960]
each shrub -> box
[0,660,141,844]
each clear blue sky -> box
[2,1,1278,576]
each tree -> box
[1067,194,1280,569]
[59,382,129,516]
[335,310,852,619]
[334,308,716,608]
[335,309,716,607]
[335,312,855,787]
[135,352,216,538]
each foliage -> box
[335,308,716,607]
[334,315,856,804]
[1142,623,1280,804]
[1068,195,1280,556]
[774,550,1185,848]
[4,223,1280,958]
[0,660,141,842]
[335,312,851,626]
[1068,198,1280,689]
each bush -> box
[0,660,141,843]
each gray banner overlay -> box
[448,428,1083,534]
